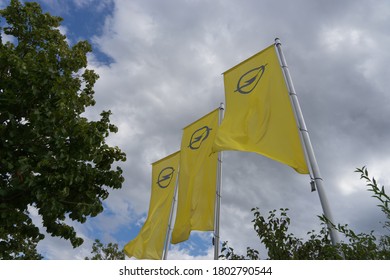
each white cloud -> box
[321,26,375,53]
[167,246,214,260]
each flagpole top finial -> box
[275,38,281,45]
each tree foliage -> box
[220,167,390,260]
[0,0,126,259]
[85,239,125,260]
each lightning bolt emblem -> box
[157,167,175,189]
[235,64,267,94]
[188,126,212,150]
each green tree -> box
[85,239,125,260]
[220,167,390,260]
[0,0,126,259]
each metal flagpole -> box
[274,38,340,246]
[213,103,224,260]
[162,169,180,260]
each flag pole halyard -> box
[162,168,180,260]
[213,103,224,260]
[274,38,340,246]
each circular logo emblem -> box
[235,64,267,94]
[188,126,212,150]
[157,167,175,188]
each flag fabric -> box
[124,151,180,259]
[213,44,309,174]
[171,109,219,244]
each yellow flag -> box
[124,151,180,259]
[171,109,219,244]
[213,45,309,174]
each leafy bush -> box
[220,167,390,260]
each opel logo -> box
[157,167,175,189]
[235,64,267,94]
[188,126,212,150]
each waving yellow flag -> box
[213,44,308,174]
[171,109,219,244]
[124,151,180,259]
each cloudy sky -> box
[2,0,390,259]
